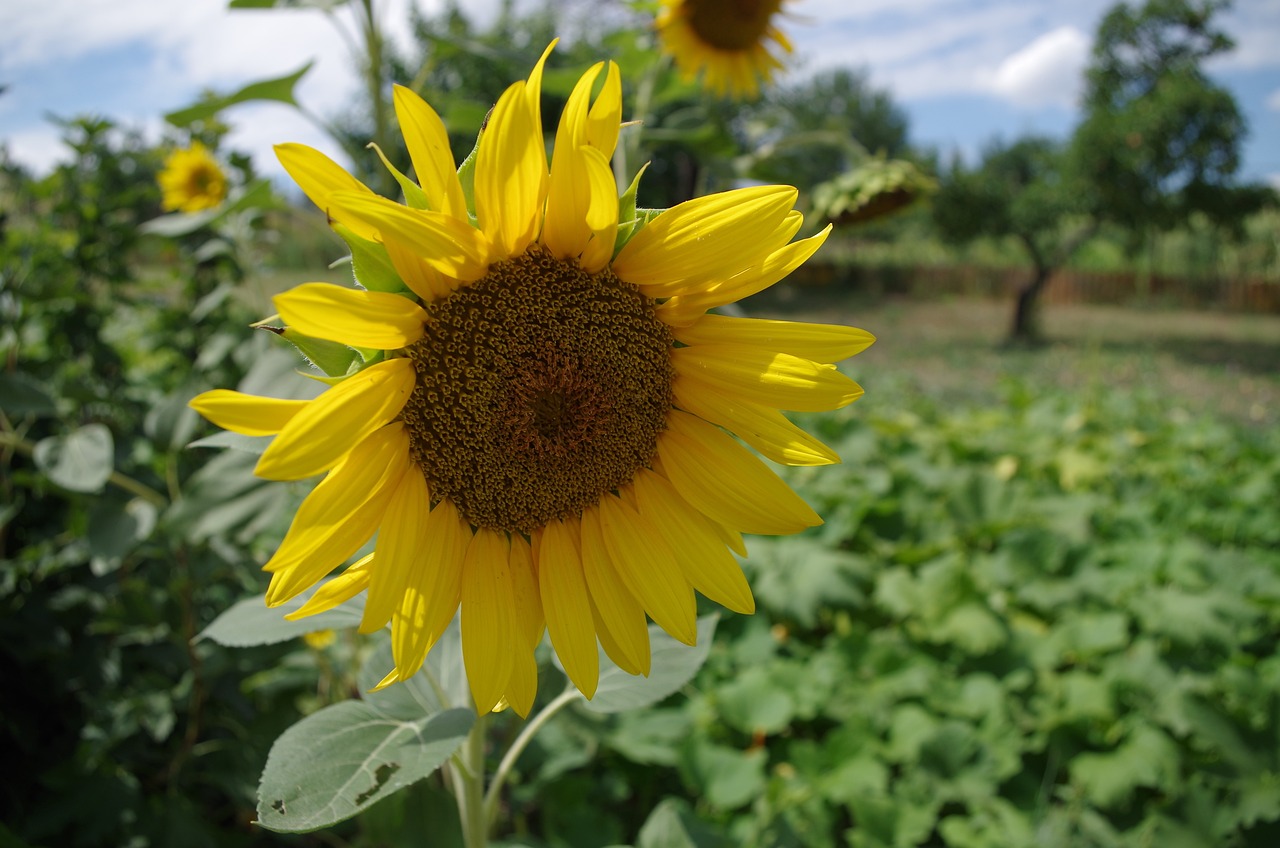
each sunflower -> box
[158,142,228,213]
[655,0,794,98]
[190,43,872,718]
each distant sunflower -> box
[656,0,794,98]
[158,142,227,212]
[190,43,872,717]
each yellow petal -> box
[658,226,831,326]
[508,534,544,648]
[256,358,415,481]
[545,144,618,270]
[651,451,748,556]
[673,374,840,466]
[393,84,468,220]
[264,425,410,605]
[284,554,373,620]
[504,637,539,719]
[544,63,604,262]
[672,345,863,412]
[612,185,798,296]
[189,390,308,436]
[275,143,378,241]
[580,504,650,675]
[384,239,454,302]
[597,494,697,646]
[673,315,875,364]
[658,410,822,535]
[274,282,426,350]
[461,528,515,714]
[329,191,490,282]
[475,79,546,260]
[632,470,754,614]
[538,517,599,698]
[524,40,557,119]
[583,62,622,157]
[389,497,471,683]
[360,468,430,633]
[264,422,408,574]
[578,146,621,273]
[504,535,543,718]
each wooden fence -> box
[788,263,1280,313]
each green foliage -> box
[2,118,328,848]
[536,384,1280,847]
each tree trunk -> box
[1009,266,1052,343]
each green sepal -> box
[276,327,362,378]
[367,143,431,210]
[454,117,486,223]
[332,224,404,294]
[296,346,385,385]
[613,163,662,256]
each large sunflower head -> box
[159,141,228,213]
[655,0,794,99]
[191,43,873,717]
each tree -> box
[932,138,1094,342]
[1072,0,1262,239]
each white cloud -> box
[3,125,69,174]
[1215,0,1280,70]
[988,26,1091,108]
[0,0,503,176]
[782,0,1112,103]
[1268,89,1280,112]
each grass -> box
[745,288,1280,429]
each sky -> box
[1,0,1278,187]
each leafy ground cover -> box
[504,295,1280,847]
[7,238,1279,846]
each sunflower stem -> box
[481,688,582,828]
[458,712,489,848]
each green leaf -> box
[140,179,277,236]
[578,615,718,713]
[678,740,766,809]
[145,385,202,453]
[716,665,795,735]
[367,143,430,209]
[335,224,405,293]
[455,133,482,221]
[88,497,158,575]
[0,372,57,417]
[187,430,273,453]
[636,796,729,848]
[33,423,114,493]
[256,702,473,832]
[198,588,365,647]
[606,709,692,767]
[278,328,362,378]
[165,62,313,127]
[930,603,1007,655]
[750,539,867,627]
[230,0,349,7]
[636,798,697,848]
[357,619,470,719]
[1072,725,1181,808]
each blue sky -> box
[2,0,1277,185]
